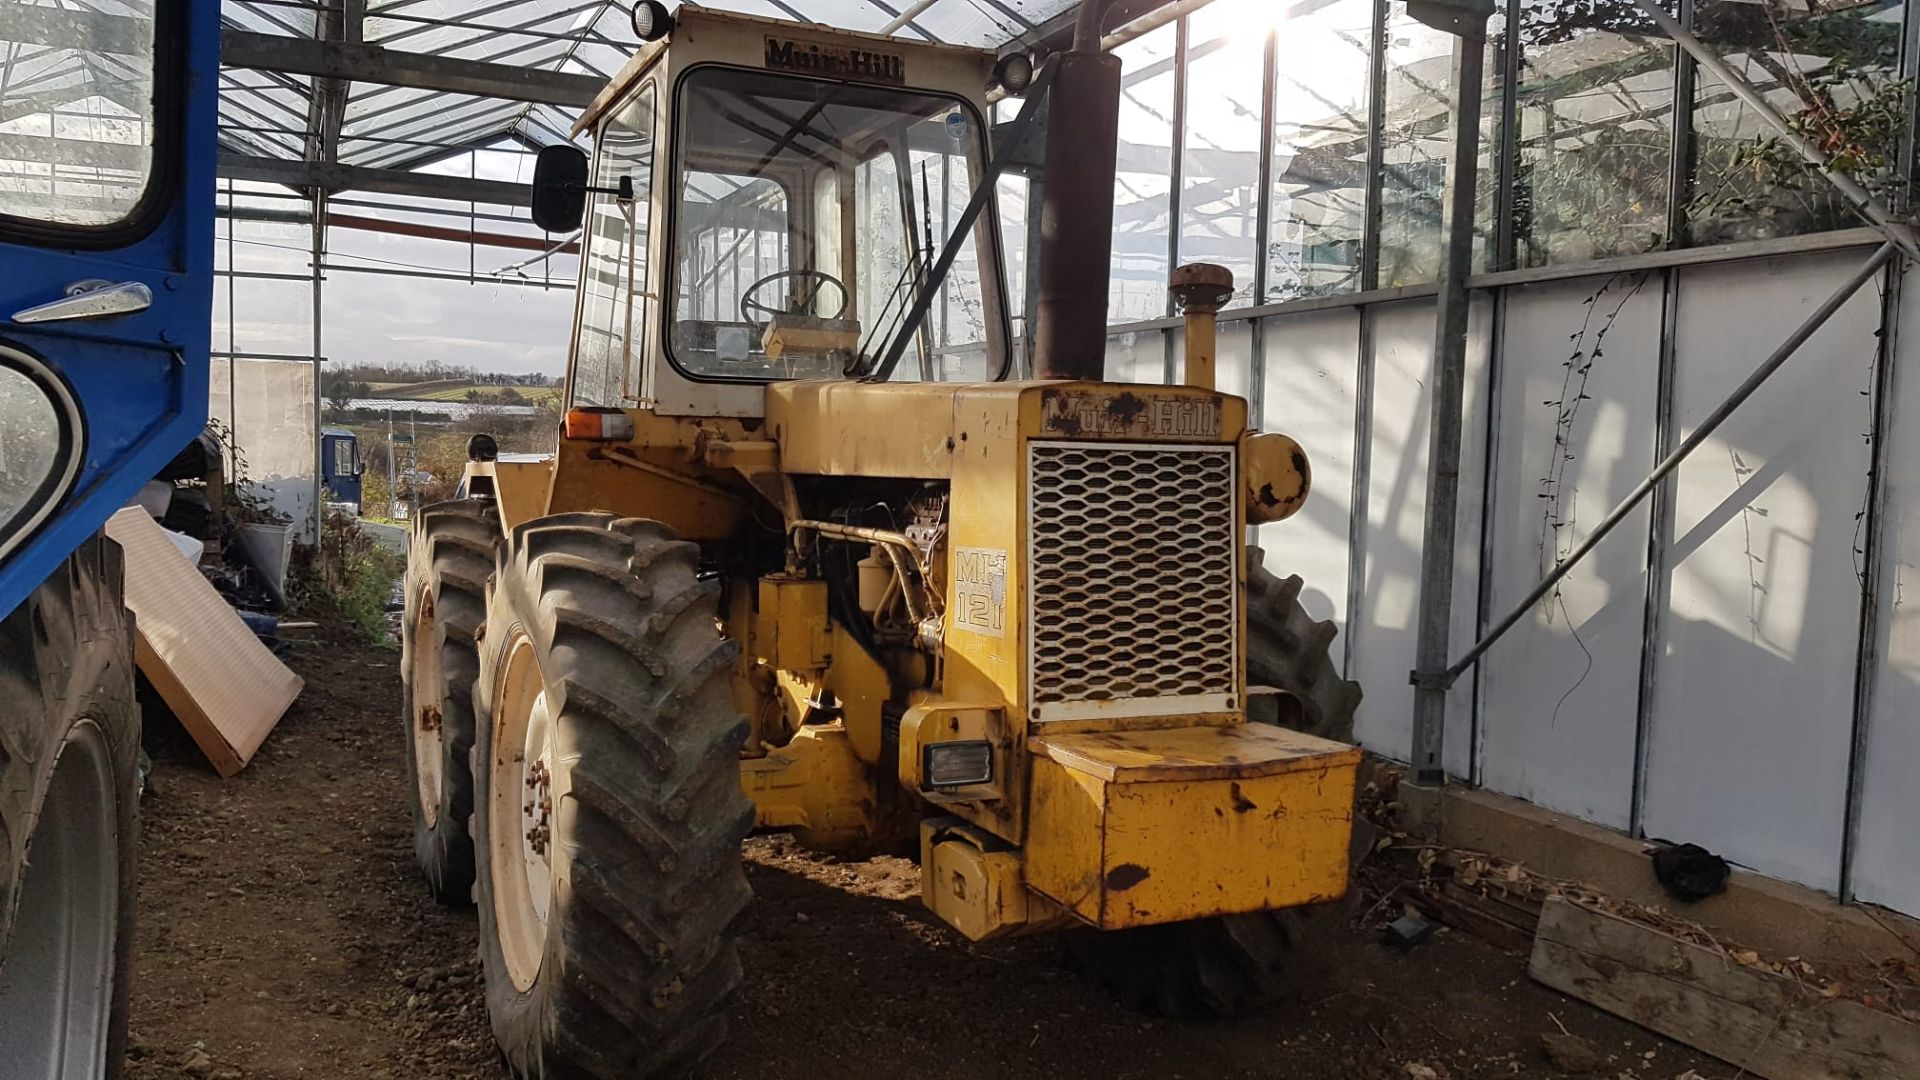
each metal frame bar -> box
[1248,26,1279,419]
[1359,0,1388,292]
[1410,22,1491,784]
[1161,11,1190,384]
[314,262,574,288]
[1630,263,1682,837]
[1343,305,1376,679]
[1104,226,1894,335]
[1629,0,1696,837]
[1489,0,1519,273]
[310,192,327,545]
[1469,285,1505,785]
[1841,258,1901,902]
[217,152,532,205]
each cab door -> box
[0,0,218,618]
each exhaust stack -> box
[1032,2,1121,382]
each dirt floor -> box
[126,625,1738,1080]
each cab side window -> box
[571,81,656,408]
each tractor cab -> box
[534,4,1012,417]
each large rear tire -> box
[0,534,140,1078]
[1246,550,1361,743]
[1073,552,1360,1017]
[473,514,754,1079]
[402,499,497,904]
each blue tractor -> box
[323,427,364,510]
[0,2,219,1074]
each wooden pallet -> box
[1530,896,1920,1080]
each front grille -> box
[1026,441,1239,721]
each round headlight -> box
[993,52,1036,94]
[631,0,673,41]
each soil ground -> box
[127,627,1736,1080]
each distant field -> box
[364,377,470,395]
[406,384,560,404]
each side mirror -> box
[355,463,367,477]
[531,144,591,233]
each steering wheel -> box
[739,269,849,340]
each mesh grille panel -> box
[1027,442,1238,715]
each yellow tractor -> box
[400,5,1362,1076]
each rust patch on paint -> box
[1229,782,1257,814]
[1105,863,1151,891]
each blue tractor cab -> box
[0,2,220,1072]
[322,427,364,509]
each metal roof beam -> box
[7,6,147,54]
[0,131,147,172]
[216,152,533,206]
[1014,0,1182,55]
[221,29,603,108]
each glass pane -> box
[0,365,64,536]
[1515,0,1675,265]
[571,83,656,408]
[1686,0,1902,246]
[667,67,1003,382]
[1377,2,1503,286]
[856,151,902,358]
[1111,23,1177,323]
[1180,0,1267,308]
[1270,0,1373,301]
[998,175,1029,354]
[0,0,159,227]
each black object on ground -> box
[1650,842,1730,902]
[1383,914,1437,950]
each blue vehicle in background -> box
[323,427,364,510]
[0,1,218,1074]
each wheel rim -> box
[0,720,119,1080]
[410,584,445,827]
[490,632,557,993]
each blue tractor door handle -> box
[12,281,155,324]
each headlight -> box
[631,1,673,41]
[992,52,1036,95]
[923,740,993,788]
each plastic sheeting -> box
[1258,308,1361,642]
[1348,298,1487,777]
[1642,251,1881,894]
[1856,262,1920,915]
[208,357,318,542]
[1479,273,1664,829]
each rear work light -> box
[563,408,635,442]
[923,740,993,789]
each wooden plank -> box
[1529,896,1920,1080]
[107,508,302,777]
[1423,881,1537,952]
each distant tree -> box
[320,370,372,413]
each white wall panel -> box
[1480,274,1664,829]
[210,357,319,540]
[1351,298,1489,773]
[1644,251,1880,892]
[1258,309,1361,641]
[1853,268,1920,917]
[1107,330,1170,384]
